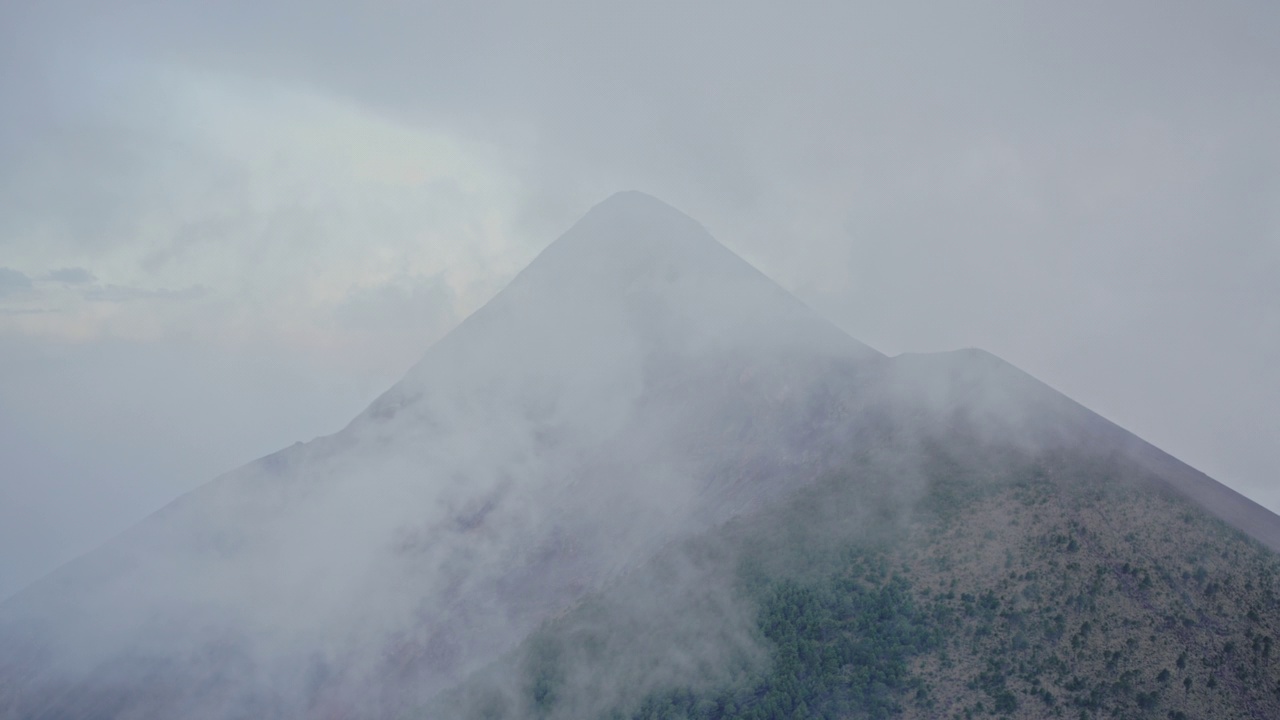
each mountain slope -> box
[1,193,1276,720]
[0,192,885,719]
[440,350,1280,720]
[881,349,1280,555]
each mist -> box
[1,2,1278,718]
[2,3,1277,602]
[2,188,1276,717]
[0,194,898,716]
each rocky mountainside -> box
[441,351,1280,720]
[1,193,1276,720]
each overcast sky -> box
[1,0,1277,599]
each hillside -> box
[441,387,1280,720]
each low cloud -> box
[82,284,210,303]
[45,267,97,284]
[0,268,32,297]
[334,274,457,336]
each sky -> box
[1,0,1277,600]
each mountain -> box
[1,192,1277,720]
[0,192,882,718]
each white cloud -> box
[45,267,97,284]
[0,69,533,375]
[0,0,1276,602]
[0,268,32,297]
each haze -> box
[1,0,1277,603]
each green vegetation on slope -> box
[605,557,943,720]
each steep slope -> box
[0,192,884,719]
[882,349,1280,555]
[441,350,1280,720]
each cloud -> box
[334,274,457,335]
[45,267,97,284]
[0,268,32,297]
[82,284,209,303]
[0,66,527,369]
[6,3,1275,358]
[0,0,1277,634]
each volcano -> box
[3,192,1278,720]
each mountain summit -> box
[369,191,876,428]
[2,193,1277,720]
[0,192,885,718]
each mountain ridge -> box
[886,346,1280,554]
